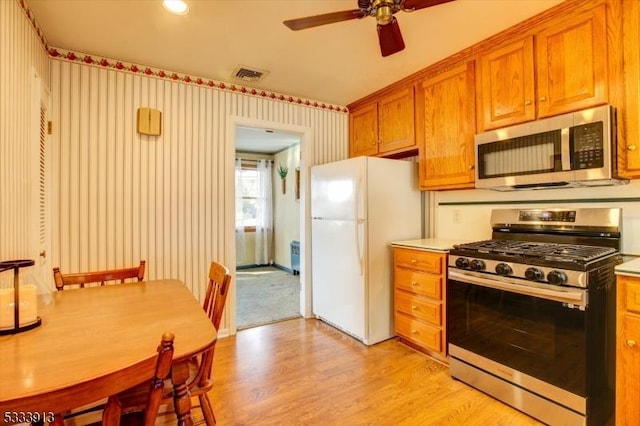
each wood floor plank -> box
[205,318,543,425]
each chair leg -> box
[102,395,123,426]
[198,393,216,425]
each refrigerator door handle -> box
[355,178,363,276]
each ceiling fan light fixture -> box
[376,5,394,25]
[162,0,189,15]
[282,0,454,57]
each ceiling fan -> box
[283,0,454,57]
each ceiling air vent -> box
[232,65,269,83]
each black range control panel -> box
[518,210,577,222]
[571,121,605,169]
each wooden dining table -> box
[0,279,216,425]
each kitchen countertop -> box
[390,238,472,252]
[615,256,640,277]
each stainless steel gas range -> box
[447,208,622,426]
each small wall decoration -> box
[277,164,288,194]
[137,107,162,136]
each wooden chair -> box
[102,332,175,426]
[114,261,231,425]
[184,260,232,424]
[52,260,146,290]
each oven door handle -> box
[448,270,587,307]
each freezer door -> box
[311,218,365,340]
[311,157,366,221]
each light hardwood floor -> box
[201,318,543,426]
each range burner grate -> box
[453,240,617,264]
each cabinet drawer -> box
[394,268,442,299]
[627,280,640,314]
[395,290,441,326]
[394,248,444,274]
[395,312,442,352]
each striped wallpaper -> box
[0,0,49,261]
[49,58,348,332]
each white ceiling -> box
[27,0,563,108]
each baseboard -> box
[236,263,297,275]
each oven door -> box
[447,270,588,406]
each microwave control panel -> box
[570,121,604,169]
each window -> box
[236,164,258,232]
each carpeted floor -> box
[236,266,301,330]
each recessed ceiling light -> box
[163,0,189,15]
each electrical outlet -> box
[452,209,461,224]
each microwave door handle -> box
[448,270,586,307]
[561,127,571,170]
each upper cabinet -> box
[477,5,608,131]
[477,36,536,130]
[349,103,378,157]
[417,62,476,190]
[620,0,640,178]
[348,86,416,158]
[536,5,608,118]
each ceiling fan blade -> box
[377,18,405,57]
[283,9,367,31]
[403,0,454,12]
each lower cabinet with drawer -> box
[393,247,447,363]
[616,274,640,425]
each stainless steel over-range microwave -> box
[474,105,628,191]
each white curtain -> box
[234,159,247,263]
[254,160,273,265]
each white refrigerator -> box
[311,156,422,345]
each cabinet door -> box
[536,5,608,118]
[417,62,476,190]
[349,103,378,157]
[620,0,640,178]
[378,87,415,154]
[617,312,640,425]
[477,36,535,131]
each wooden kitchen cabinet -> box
[620,0,640,178]
[393,247,447,363]
[477,5,608,131]
[616,274,640,425]
[348,86,416,158]
[477,36,536,131]
[417,61,476,190]
[349,103,379,157]
[536,4,608,118]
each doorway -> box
[234,125,302,329]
